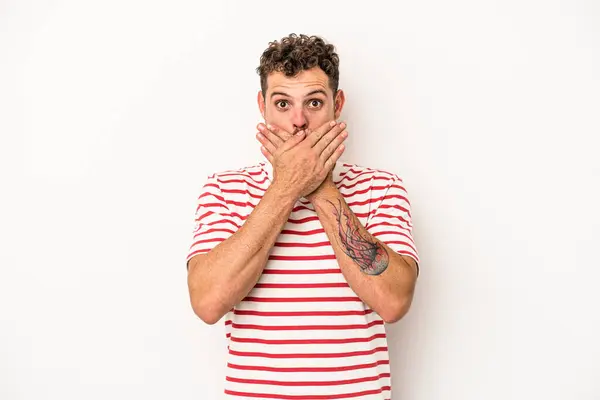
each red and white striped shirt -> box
[186,159,419,399]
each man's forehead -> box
[266,70,331,96]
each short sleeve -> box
[366,175,420,274]
[185,174,240,269]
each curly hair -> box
[256,33,340,96]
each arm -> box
[187,181,297,325]
[188,122,347,325]
[308,180,419,324]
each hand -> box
[255,120,348,200]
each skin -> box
[256,68,347,199]
[255,67,419,323]
[186,68,348,324]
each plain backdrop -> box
[1,1,599,399]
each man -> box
[186,33,420,399]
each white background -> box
[1,1,599,399]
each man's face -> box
[257,67,345,139]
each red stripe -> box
[268,255,336,261]
[366,221,410,232]
[231,320,383,331]
[219,170,264,179]
[218,177,267,192]
[274,241,331,248]
[292,204,315,213]
[381,240,417,253]
[199,212,321,225]
[338,167,394,181]
[199,183,219,192]
[339,185,390,197]
[334,168,373,182]
[280,228,324,236]
[243,296,361,303]
[378,202,411,216]
[338,176,392,190]
[346,194,407,207]
[232,309,373,317]
[199,191,259,207]
[229,346,388,358]
[193,227,236,239]
[220,188,262,201]
[262,269,341,275]
[195,202,228,211]
[190,237,224,247]
[287,216,320,224]
[369,212,412,227]
[195,210,214,221]
[204,218,240,228]
[397,250,419,261]
[217,167,263,175]
[229,332,385,345]
[227,359,389,373]
[224,387,390,399]
[226,372,390,387]
[371,230,412,239]
[254,282,349,289]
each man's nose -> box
[290,108,308,132]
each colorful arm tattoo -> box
[327,199,389,276]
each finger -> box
[257,123,286,148]
[314,121,346,155]
[279,130,306,152]
[323,143,346,172]
[268,124,294,142]
[260,145,274,164]
[320,128,348,164]
[306,120,338,147]
[256,131,277,155]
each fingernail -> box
[267,124,273,130]
[339,122,346,129]
[330,120,336,127]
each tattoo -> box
[327,199,389,275]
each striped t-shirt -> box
[186,159,419,400]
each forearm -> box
[188,183,297,324]
[311,183,418,323]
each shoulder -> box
[336,161,404,187]
[208,161,267,182]
[199,161,271,201]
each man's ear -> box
[257,90,266,119]
[334,89,346,119]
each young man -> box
[186,33,420,400]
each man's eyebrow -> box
[270,89,328,99]
[270,91,290,98]
[305,89,328,97]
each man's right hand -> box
[256,120,348,200]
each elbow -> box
[187,257,225,325]
[190,295,225,325]
[379,296,413,324]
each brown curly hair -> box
[256,33,340,96]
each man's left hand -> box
[256,121,346,202]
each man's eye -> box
[276,100,289,109]
[308,99,323,108]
